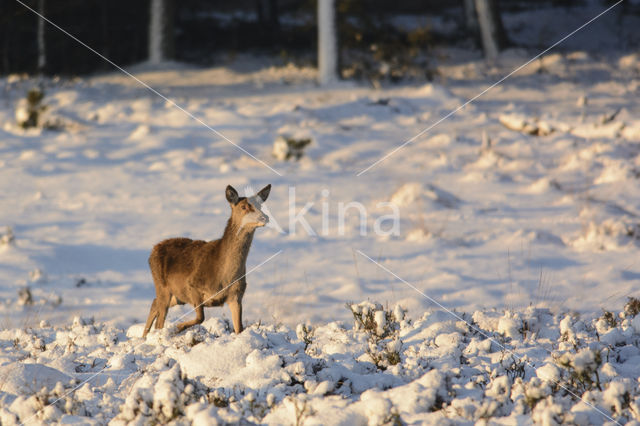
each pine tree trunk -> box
[318,0,338,85]
[148,0,175,64]
[37,0,45,73]
[474,0,507,60]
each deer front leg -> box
[176,304,204,333]
[228,298,243,334]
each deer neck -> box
[220,218,255,270]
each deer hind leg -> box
[142,298,158,338]
[176,304,204,333]
[147,258,170,333]
[228,299,243,334]
[155,291,171,330]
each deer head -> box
[226,184,271,231]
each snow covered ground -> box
[3,300,640,424]
[2,4,640,422]
[2,50,640,330]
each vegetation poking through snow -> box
[15,88,46,129]
[624,297,640,318]
[599,310,618,330]
[272,135,312,161]
[0,227,14,247]
[17,287,33,306]
[292,395,314,426]
[555,348,603,393]
[295,323,314,351]
[348,301,406,370]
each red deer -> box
[143,184,271,337]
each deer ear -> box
[257,184,271,202]
[225,185,239,204]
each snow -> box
[1,301,640,423]
[2,3,640,422]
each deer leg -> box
[155,294,170,329]
[228,299,243,334]
[142,298,158,338]
[176,304,204,333]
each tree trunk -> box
[148,0,175,64]
[37,0,45,73]
[474,0,507,60]
[318,0,338,85]
[463,0,478,34]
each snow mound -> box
[0,363,71,396]
[390,182,461,209]
[570,219,640,251]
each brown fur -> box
[143,185,270,337]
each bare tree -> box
[318,0,338,85]
[474,0,507,60]
[148,0,175,64]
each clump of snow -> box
[499,113,554,136]
[631,315,640,335]
[603,381,630,415]
[537,363,560,383]
[497,311,522,340]
[390,182,461,210]
[29,268,48,284]
[619,53,640,70]
[0,226,15,249]
[390,183,422,207]
[127,124,150,140]
[571,219,640,251]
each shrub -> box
[555,348,602,394]
[347,302,405,370]
[16,88,46,129]
[624,297,640,318]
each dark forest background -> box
[0,0,634,76]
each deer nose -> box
[260,214,269,224]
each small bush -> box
[272,136,312,161]
[555,348,602,394]
[296,323,314,351]
[501,353,526,381]
[600,310,617,329]
[347,301,404,342]
[367,338,402,370]
[1,226,15,246]
[16,88,46,129]
[347,302,405,370]
[292,395,315,426]
[18,287,33,306]
[624,297,640,318]
[208,388,228,408]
